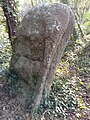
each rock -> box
[10,3,75,114]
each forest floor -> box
[0,36,90,120]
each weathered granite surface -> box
[10,3,75,114]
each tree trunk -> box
[1,0,17,45]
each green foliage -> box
[0,0,90,119]
[0,36,11,73]
[40,77,78,119]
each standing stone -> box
[10,3,75,118]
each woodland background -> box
[0,0,90,119]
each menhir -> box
[10,3,75,109]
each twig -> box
[75,13,84,38]
[0,103,21,119]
